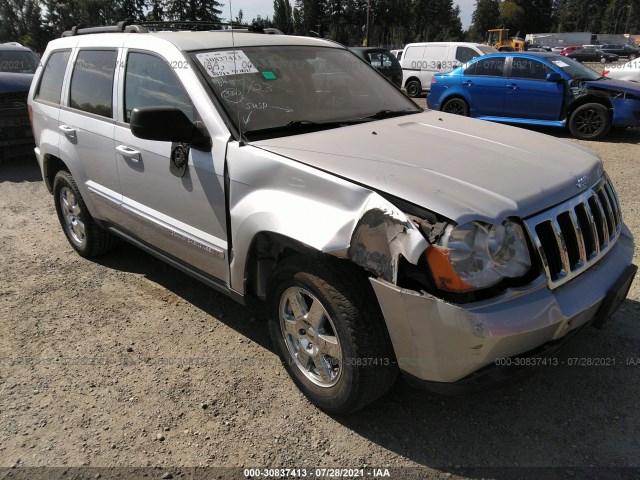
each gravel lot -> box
[1,119,639,479]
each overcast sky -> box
[224,0,476,31]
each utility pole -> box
[625,3,632,34]
[365,0,370,46]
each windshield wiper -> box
[360,109,421,120]
[243,120,350,139]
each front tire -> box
[267,256,397,414]
[568,103,611,140]
[405,79,422,98]
[53,170,118,258]
[442,97,470,116]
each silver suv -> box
[29,23,636,413]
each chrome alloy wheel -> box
[59,186,86,245]
[279,286,342,387]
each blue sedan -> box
[427,52,640,140]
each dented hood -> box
[252,111,604,224]
[583,78,640,95]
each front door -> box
[504,58,564,120]
[113,50,229,281]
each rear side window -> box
[35,50,71,104]
[69,50,117,118]
[467,57,505,77]
[367,52,397,68]
[124,52,193,124]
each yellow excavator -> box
[487,29,525,51]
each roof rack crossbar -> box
[61,22,148,37]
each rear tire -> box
[405,79,422,98]
[568,103,611,140]
[442,97,470,116]
[53,170,118,258]
[267,255,397,413]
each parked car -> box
[566,47,619,64]
[526,43,551,51]
[427,52,640,140]
[29,25,636,413]
[600,44,640,59]
[550,46,564,53]
[0,42,39,162]
[400,42,497,97]
[390,49,403,60]
[349,47,402,88]
[603,58,640,82]
[560,45,582,56]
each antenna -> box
[228,0,244,146]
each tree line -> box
[1,0,638,54]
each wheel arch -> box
[404,75,421,88]
[440,94,469,111]
[566,94,612,119]
[42,154,70,193]
[233,197,429,301]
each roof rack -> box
[61,21,148,37]
[61,20,281,37]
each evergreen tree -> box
[468,0,500,41]
[412,0,463,42]
[165,0,223,22]
[273,0,294,33]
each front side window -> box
[455,47,479,64]
[510,58,552,80]
[192,46,419,138]
[69,50,117,117]
[35,50,71,104]
[124,52,193,123]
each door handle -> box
[59,125,77,138]
[116,145,142,162]
[462,80,473,86]
[507,83,519,89]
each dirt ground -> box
[1,123,639,480]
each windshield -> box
[191,45,420,138]
[547,55,601,80]
[478,45,499,55]
[0,49,38,73]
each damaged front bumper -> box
[612,96,640,127]
[370,225,636,392]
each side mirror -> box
[130,107,210,148]
[546,73,563,82]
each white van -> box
[400,42,498,97]
[390,49,403,60]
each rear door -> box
[58,48,122,221]
[462,56,507,116]
[503,57,564,120]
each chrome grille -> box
[524,176,622,289]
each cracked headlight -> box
[426,220,531,292]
